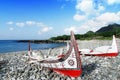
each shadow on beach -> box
[0,60,8,74]
[0,60,8,67]
[81,62,98,77]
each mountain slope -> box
[96,23,120,33]
[50,23,120,40]
[95,23,120,37]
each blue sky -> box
[0,0,120,40]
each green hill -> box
[96,23,120,33]
[50,23,120,40]
[96,23,120,37]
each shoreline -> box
[16,40,66,43]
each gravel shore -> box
[0,39,120,80]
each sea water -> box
[0,40,66,53]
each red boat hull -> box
[81,52,118,57]
[53,69,82,77]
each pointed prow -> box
[111,35,118,56]
[112,35,117,46]
[39,31,82,77]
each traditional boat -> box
[28,31,82,77]
[79,35,118,57]
[28,42,45,63]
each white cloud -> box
[64,25,89,34]
[107,0,120,5]
[65,11,120,34]
[74,0,105,22]
[75,0,105,15]
[82,12,120,32]
[7,21,53,34]
[16,22,25,27]
[98,4,105,12]
[64,26,78,34]
[7,21,46,27]
[64,22,100,34]
[42,27,53,32]
[76,0,95,15]
[38,27,53,35]
[82,20,105,32]
[73,14,86,21]
[117,11,120,16]
[96,12,120,24]
[26,21,36,26]
[9,27,14,31]
[36,22,46,27]
[70,0,120,34]
[7,21,14,25]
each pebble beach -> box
[0,39,120,80]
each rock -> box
[0,40,120,80]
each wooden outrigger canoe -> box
[79,35,118,57]
[28,31,82,77]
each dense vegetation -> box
[50,23,120,40]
